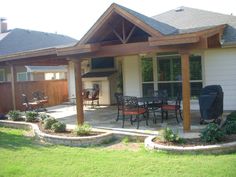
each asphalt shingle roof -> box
[0,28,77,56]
[152,6,236,44]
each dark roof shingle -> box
[0,28,77,56]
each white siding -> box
[123,55,142,97]
[67,61,76,102]
[204,48,236,110]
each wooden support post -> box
[74,60,84,125]
[181,53,191,132]
[10,65,17,110]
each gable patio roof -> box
[0,4,234,62]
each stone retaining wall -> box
[145,136,236,154]
[0,120,114,147]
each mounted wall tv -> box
[91,57,114,69]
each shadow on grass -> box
[0,128,51,151]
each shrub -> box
[223,121,236,135]
[8,110,22,121]
[158,127,183,143]
[51,122,66,133]
[39,113,50,121]
[43,117,58,129]
[226,111,236,122]
[74,123,92,136]
[25,111,38,122]
[200,123,225,143]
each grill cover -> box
[199,85,223,121]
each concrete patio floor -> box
[46,104,209,138]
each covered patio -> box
[0,3,228,133]
[46,104,206,136]
[56,4,225,132]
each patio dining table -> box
[137,96,162,106]
[138,96,164,123]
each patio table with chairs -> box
[114,90,183,129]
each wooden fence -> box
[0,80,68,113]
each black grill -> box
[199,85,223,123]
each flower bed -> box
[0,120,114,147]
[145,135,236,154]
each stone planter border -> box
[145,136,236,154]
[0,120,114,147]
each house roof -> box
[25,65,67,73]
[152,6,236,45]
[0,28,77,56]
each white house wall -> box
[123,55,141,97]
[67,61,76,102]
[204,48,236,110]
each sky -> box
[1,0,236,40]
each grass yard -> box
[1,127,236,177]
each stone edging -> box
[145,136,236,154]
[0,120,114,147]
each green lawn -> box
[1,127,236,177]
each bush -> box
[8,110,22,121]
[226,111,236,122]
[25,111,38,122]
[223,121,236,135]
[39,113,50,121]
[51,122,66,133]
[158,127,183,143]
[200,123,225,143]
[74,123,92,136]
[43,117,58,129]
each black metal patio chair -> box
[121,96,148,129]
[114,92,123,121]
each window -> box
[157,56,182,98]
[91,57,114,69]
[141,58,154,96]
[17,72,28,81]
[141,54,203,99]
[0,69,5,82]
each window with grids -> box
[141,55,202,98]
[157,55,202,98]
[141,58,154,96]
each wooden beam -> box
[149,35,200,46]
[122,18,125,41]
[74,60,84,125]
[57,44,100,56]
[114,6,162,37]
[111,26,124,44]
[181,53,191,132]
[0,48,57,62]
[10,65,17,110]
[125,25,136,43]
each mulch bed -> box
[154,134,236,147]
[37,122,101,137]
